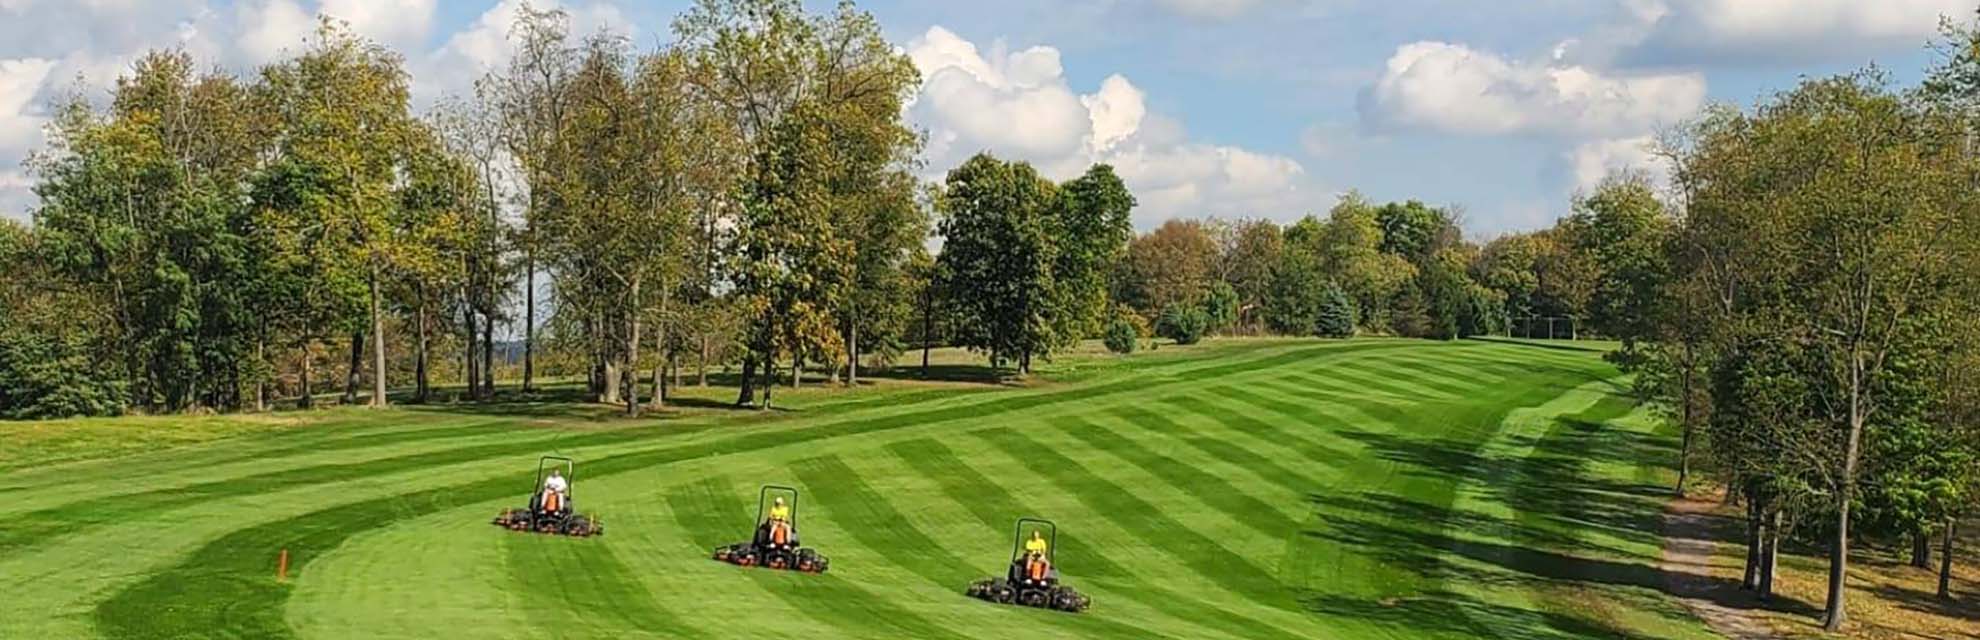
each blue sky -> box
[0,0,1961,234]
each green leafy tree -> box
[936,154,1058,374]
[678,0,920,405]
[1216,219,1281,332]
[1671,71,1980,630]
[1052,164,1135,343]
[1562,173,1672,341]
[256,22,424,408]
[1203,281,1240,334]
[33,50,264,411]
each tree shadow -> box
[852,363,1022,385]
[1466,336,1616,354]
[1873,578,1980,619]
[1301,589,1652,639]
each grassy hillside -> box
[0,339,1716,639]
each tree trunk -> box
[343,330,363,405]
[661,319,677,412]
[921,284,933,379]
[254,338,268,412]
[1823,364,1866,632]
[414,291,429,405]
[1941,518,1956,600]
[760,358,775,410]
[481,314,494,399]
[625,277,642,418]
[848,319,859,386]
[602,361,620,405]
[1760,507,1780,600]
[1915,532,1934,569]
[791,352,801,389]
[1676,351,1695,497]
[737,354,757,407]
[464,307,478,401]
[524,253,536,392]
[698,334,709,387]
[368,267,387,407]
[298,343,314,409]
[1743,493,1762,591]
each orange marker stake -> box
[278,548,290,582]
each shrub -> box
[1315,285,1357,338]
[1157,305,1210,345]
[1103,313,1141,354]
[0,331,125,419]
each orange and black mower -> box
[711,485,828,573]
[966,518,1090,613]
[491,456,602,537]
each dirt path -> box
[1661,496,1780,640]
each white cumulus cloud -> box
[1360,41,1706,138]
[908,25,1315,226]
[1566,136,1670,192]
[1609,0,1968,67]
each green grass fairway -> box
[0,339,1718,639]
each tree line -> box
[3,0,1684,422]
[1610,14,1980,631]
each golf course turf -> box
[0,338,1721,639]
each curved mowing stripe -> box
[1156,396,1355,465]
[1286,368,1595,610]
[972,427,1299,613]
[882,438,1317,640]
[1053,416,1301,541]
[1114,403,1327,500]
[0,418,539,507]
[87,341,1405,638]
[9,385,993,557]
[661,477,965,640]
[789,455,1162,640]
[501,532,702,639]
[0,425,568,555]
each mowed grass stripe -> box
[1155,395,1356,469]
[790,455,1161,640]
[8,385,978,521]
[88,344,1359,638]
[0,417,519,505]
[1283,364,1599,605]
[1054,416,1301,541]
[882,438,1315,640]
[1116,403,1328,501]
[83,341,1444,639]
[501,531,701,639]
[973,427,1299,612]
[10,381,1017,557]
[0,426,579,555]
[662,477,964,640]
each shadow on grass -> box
[1300,393,1827,637]
[1301,589,1646,639]
[1466,336,1616,354]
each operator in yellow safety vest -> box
[1023,531,1049,557]
[768,497,791,523]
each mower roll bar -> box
[1011,517,1058,564]
[535,456,576,497]
[756,485,799,525]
